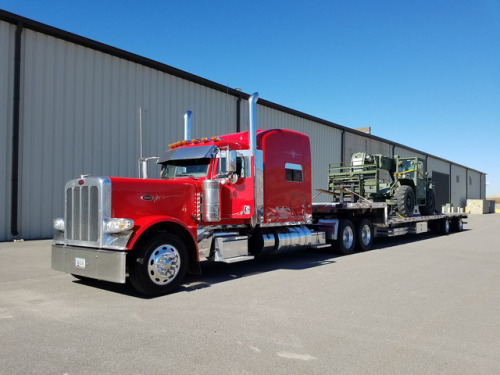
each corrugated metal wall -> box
[16,29,237,240]
[393,146,426,159]
[467,170,482,199]
[256,105,343,199]
[344,132,392,161]
[451,165,467,207]
[0,20,15,241]
[427,157,450,176]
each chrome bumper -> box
[51,244,127,283]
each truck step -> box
[218,255,255,264]
[310,244,332,249]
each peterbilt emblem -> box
[141,195,154,201]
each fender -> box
[126,215,198,252]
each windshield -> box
[160,158,210,179]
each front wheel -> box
[129,233,188,296]
[395,185,415,217]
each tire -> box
[334,219,356,255]
[440,218,450,235]
[451,218,463,232]
[395,185,415,217]
[419,189,436,216]
[129,233,188,296]
[355,218,373,251]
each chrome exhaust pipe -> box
[248,92,259,151]
[184,110,192,141]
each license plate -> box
[75,257,86,269]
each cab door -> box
[218,154,254,220]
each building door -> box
[431,171,449,213]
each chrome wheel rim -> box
[148,245,181,285]
[343,226,354,249]
[361,225,372,246]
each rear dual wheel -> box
[355,219,373,252]
[451,218,463,232]
[334,218,373,255]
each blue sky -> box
[2,0,500,196]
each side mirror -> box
[226,150,237,173]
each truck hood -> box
[108,177,199,226]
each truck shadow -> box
[72,249,339,298]
[371,229,470,250]
[72,230,469,298]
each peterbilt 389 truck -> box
[52,93,467,295]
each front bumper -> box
[52,244,127,283]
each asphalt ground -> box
[1,214,499,375]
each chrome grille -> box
[64,177,110,247]
[66,185,99,242]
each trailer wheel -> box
[395,185,415,217]
[451,218,463,232]
[355,219,373,251]
[335,219,356,255]
[440,218,450,235]
[129,233,188,296]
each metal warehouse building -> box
[0,10,486,242]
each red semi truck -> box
[52,93,466,295]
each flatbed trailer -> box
[312,201,467,254]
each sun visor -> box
[157,145,217,164]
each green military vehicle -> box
[328,152,436,217]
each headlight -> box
[53,218,65,232]
[105,218,134,233]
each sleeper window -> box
[285,163,303,182]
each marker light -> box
[105,218,134,233]
[53,218,65,232]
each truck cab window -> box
[160,158,210,179]
[218,156,249,178]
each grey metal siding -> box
[393,146,426,159]
[257,105,343,200]
[427,157,450,176]
[0,20,15,241]
[467,170,481,200]
[343,132,392,161]
[451,165,467,207]
[17,29,237,239]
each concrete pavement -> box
[0,214,499,374]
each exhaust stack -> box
[248,92,259,151]
[184,110,192,141]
